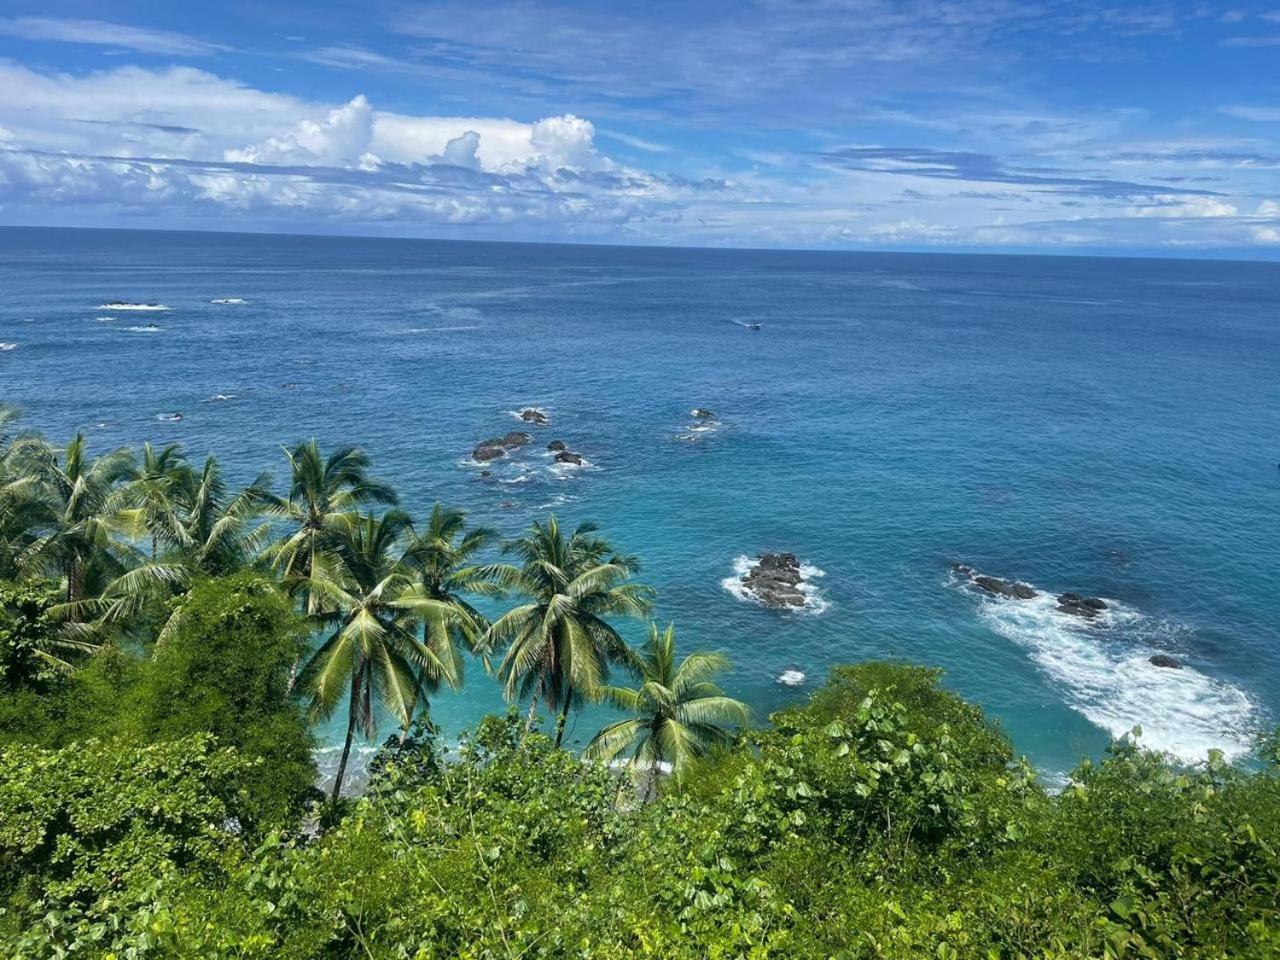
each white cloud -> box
[1124,195,1239,218]
[226,96,377,167]
[1257,199,1280,216]
[1220,104,1280,122]
[0,17,224,55]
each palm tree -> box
[486,517,653,746]
[298,510,465,801]
[0,407,53,580]
[584,623,748,799]
[269,440,397,615]
[81,456,274,639]
[9,432,135,606]
[398,503,502,717]
[125,441,191,561]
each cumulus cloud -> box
[226,96,378,167]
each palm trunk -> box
[331,685,359,803]
[524,690,540,731]
[554,696,572,748]
[66,555,84,615]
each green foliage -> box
[0,735,256,956]
[4,663,1271,959]
[0,577,65,687]
[0,573,316,830]
[129,572,317,827]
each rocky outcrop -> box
[547,440,567,452]
[1149,654,1182,669]
[519,408,550,426]
[691,408,715,420]
[1057,593,1108,618]
[472,431,533,462]
[554,450,584,466]
[741,553,807,608]
[952,565,1036,599]
[472,442,506,462]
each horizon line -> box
[2,221,1278,268]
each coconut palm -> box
[268,440,398,615]
[75,456,274,639]
[486,517,653,746]
[125,441,191,561]
[398,503,502,713]
[298,510,465,801]
[584,623,748,799]
[0,407,53,579]
[9,432,136,606]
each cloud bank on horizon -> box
[0,2,1278,256]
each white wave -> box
[508,407,550,423]
[156,413,183,422]
[95,316,116,322]
[21,317,35,323]
[777,669,807,686]
[124,325,162,333]
[971,589,1256,762]
[210,298,248,304]
[549,457,596,478]
[0,342,16,351]
[533,493,580,509]
[98,302,170,311]
[689,421,720,433]
[406,325,480,333]
[721,555,829,615]
[202,393,236,403]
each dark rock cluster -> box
[741,553,808,608]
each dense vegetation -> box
[1,412,1278,957]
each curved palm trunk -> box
[331,674,361,803]
[554,695,572,748]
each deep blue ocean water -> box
[3,226,1278,782]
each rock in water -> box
[554,450,584,465]
[547,440,567,452]
[1149,654,1182,669]
[1057,593,1108,618]
[519,408,550,425]
[499,431,533,449]
[691,408,715,419]
[472,442,506,462]
[971,574,1037,600]
[741,553,807,608]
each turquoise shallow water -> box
[3,226,1279,781]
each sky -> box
[0,1,1278,256]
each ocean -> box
[2,225,1278,783]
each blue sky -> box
[0,1,1278,256]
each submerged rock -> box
[691,408,716,420]
[472,443,506,462]
[952,564,1036,600]
[473,431,533,462]
[1149,654,1182,669]
[1057,593,1108,618]
[741,553,807,608]
[547,440,567,452]
[500,431,533,449]
[519,408,550,426]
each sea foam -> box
[721,555,829,615]
[970,587,1256,762]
